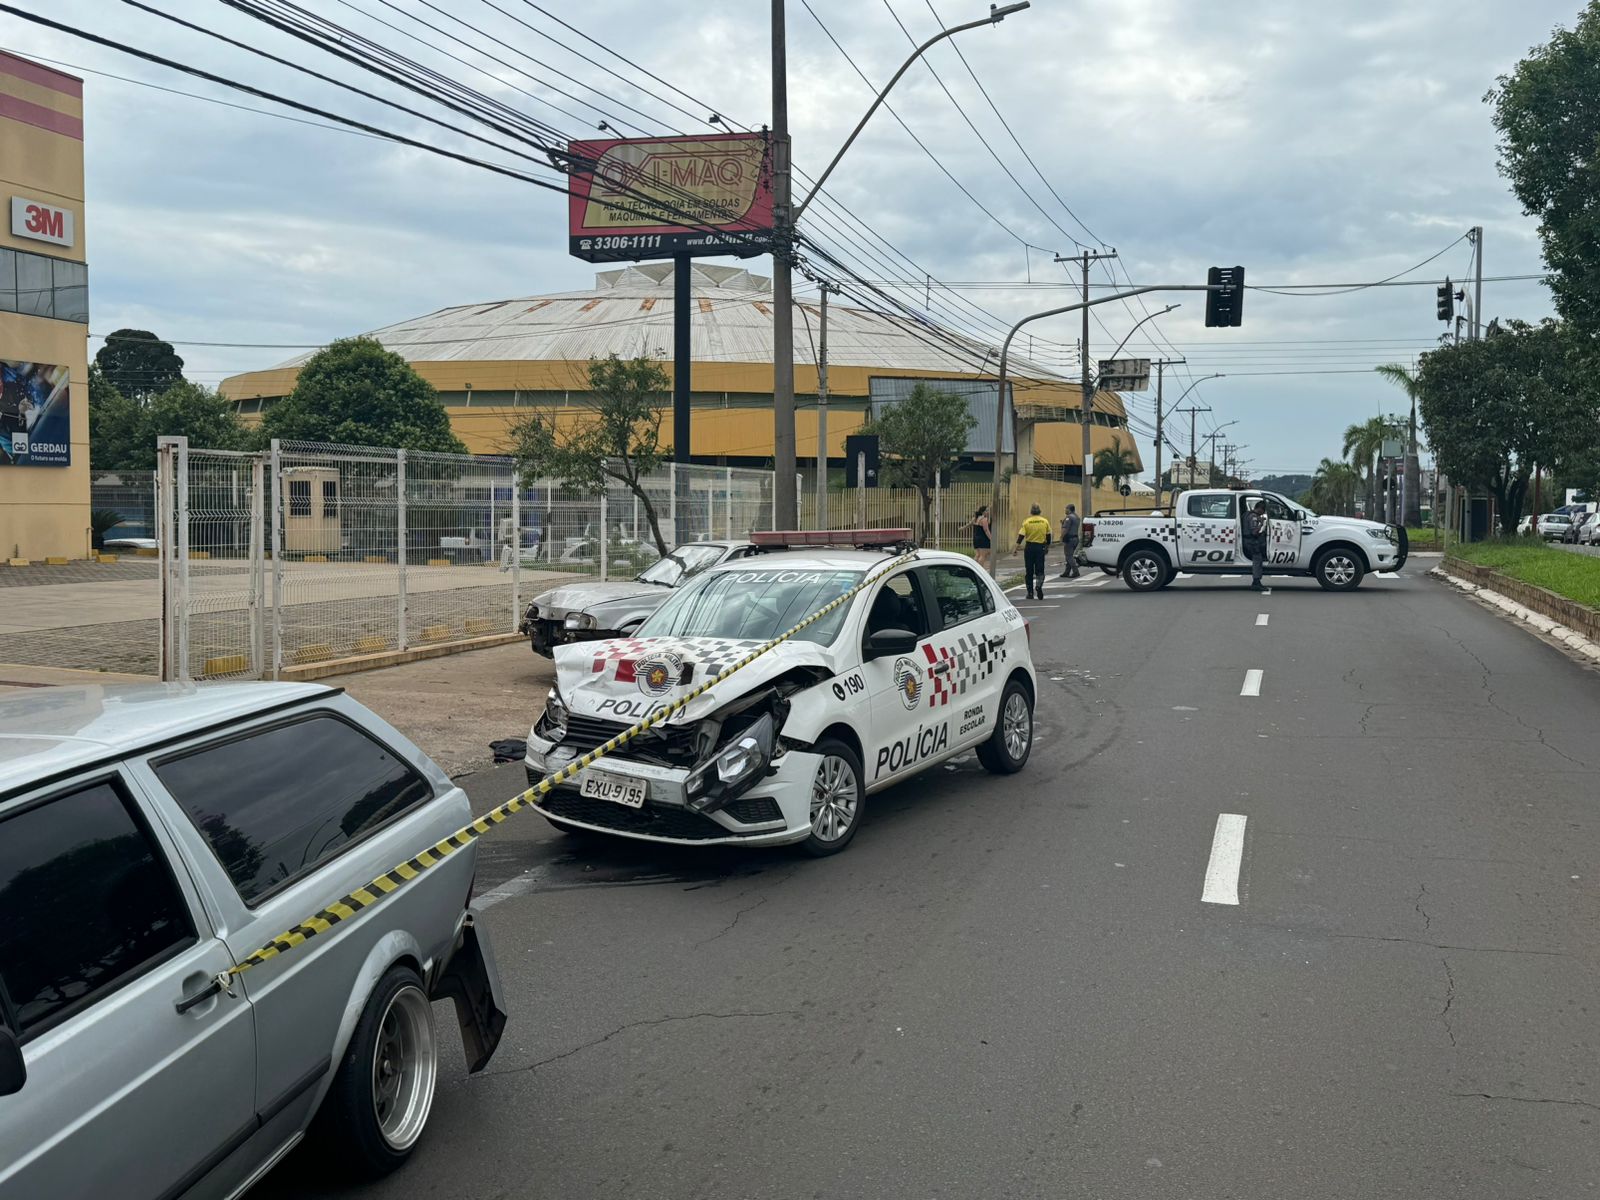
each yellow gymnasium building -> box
[222,262,1143,486]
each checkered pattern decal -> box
[589,636,754,683]
[1147,524,1178,545]
[1180,522,1237,545]
[921,630,1007,708]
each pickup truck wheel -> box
[803,739,866,857]
[976,679,1033,774]
[1314,549,1365,591]
[312,965,438,1180]
[1121,549,1167,592]
[1100,565,1119,576]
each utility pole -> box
[1470,225,1484,341]
[1151,357,1184,509]
[814,282,839,531]
[1175,404,1211,490]
[1055,249,1118,515]
[770,0,797,528]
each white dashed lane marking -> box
[1240,669,1263,697]
[1202,814,1248,905]
[1256,613,1269,626]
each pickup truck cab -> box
[1082,489,1407,591]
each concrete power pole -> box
[1471,225,1484,341]
[1152,357,1184,508]
[770,0,797,528]
[1055,250,1118,515]
[1176,404,1211,490]
[814,282,839,531]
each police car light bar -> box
[751,529,914,550]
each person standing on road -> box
[966,505,993,570]
[1058,504,1081,579]
[1242,499,1269,591]
[1016,503,1052,599]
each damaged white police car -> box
[523,532,1036,856]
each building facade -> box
[0,50,88,560]
[222,263,1143,485]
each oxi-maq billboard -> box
[567,132,771,263]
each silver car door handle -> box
[929,661,951,676]
[175,977,224,1015]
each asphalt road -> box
[258,559,1600,1200]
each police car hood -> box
[1309,514,1392,535]
[534,579,661,615]
[553,634,835,723]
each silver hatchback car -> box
[0,682,505,1200]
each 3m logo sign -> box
[10,197,74,247]
[24,205,62,240]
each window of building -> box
[925,564,993,628]
[154,716,432,905]
[14,253,52,319]
[287,479,312,517]
[0,249,16,312]
[0,247,89,324]
[1187,494,1237,520]
[0,779,197,1038]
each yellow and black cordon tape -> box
[224,551,919,981]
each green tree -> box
[262,337,466,453]
[508,354,673,556]
[94,329,185,399]
[1341,414,1401,517]
[1416,319,1596,534]
[1487,4,1600,334]
[1374,363,1424,526]
[1091,435,1138,492]
[88,370,253,471]
[1306,457,1360,516]
[861,384,976,541]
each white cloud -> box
[16,0,1574,470]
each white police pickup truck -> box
[1082,489,1408,591]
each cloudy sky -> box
[9,0,1577,479]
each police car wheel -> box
[803,739,865,857]
[1314,549,1365,591]
[1100,565,1119,576]
[977,679,1033,774]
[1122,550,1166,591]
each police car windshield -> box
[636,566,865,645]
[636,543,723,587]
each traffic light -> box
[1205,265,1245,328]
[1436,278,1453,322]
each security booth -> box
[281,465,340,554]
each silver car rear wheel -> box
[372,983,437,1152]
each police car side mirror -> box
[0,1027,25,1096]
[864,628,919,660]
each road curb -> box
[1431,567,1600,667]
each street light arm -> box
[1098,304,1179,375]
[793,5,1027,222]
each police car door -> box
[920,562,1009,751]
[856,567,942,790]
[1177,491,1239,570]
[1252,493,1302,567]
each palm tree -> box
[1092,435,1138,496]
[1308,457,1360,516]
[1374,363,1423,526]
[1342,414,1396,519]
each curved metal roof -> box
[258,261,1078,383]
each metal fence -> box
[156,437,777,681]
[90,470,156,541]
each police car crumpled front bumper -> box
[523,716,821,846]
